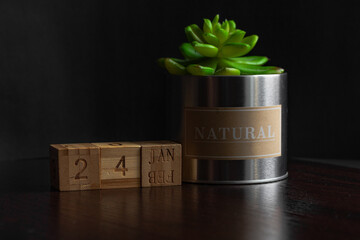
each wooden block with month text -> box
[92,142,141,189]
[136,141,182,187]
[49,143,100,191]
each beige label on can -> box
[184,105,282,160]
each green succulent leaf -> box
[229,56,269,65]
[203,32,219,46]
[186,64,215,76]
[241,35,259,51]
[164,58,187,75]
[219,43,251,58]
[226,30,246,44]
[221,20,230,34]
[185,26,196,43]
[215,67,241,75]
[193,42,218,57]
[228,20,236,33]
[179,42,203,59]
[158,58,166,68]
[169,57,204,66]
[203,18,213,34]
[212,14,219,29]
[199,58,218,69]
[220,59,284,74]
[214,26,229,44]
[160,57,200,68]
[185,24,205,43]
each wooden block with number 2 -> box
[49,143,100,191]
[92,142,141,189]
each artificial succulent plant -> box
[158,14,284,76]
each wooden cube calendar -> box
[92,142,141,189]
[136,141,182,187]
[49,143,100,191]
[50,141,182,191]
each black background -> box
[1,0,359,162]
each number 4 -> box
[115,155,128,176]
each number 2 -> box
[75,158,88,180]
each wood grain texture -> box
[92,142,141,189]
[49,143,100,191]
[1,159,360,239]
[136,141,181,187]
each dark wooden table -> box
[1,158,360,240]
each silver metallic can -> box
[169,73,287,184]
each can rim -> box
[183,172,288,185]
[177,72,287,79]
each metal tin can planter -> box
[170,73,287,184]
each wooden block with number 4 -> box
[92,142,141,189]
[49,143,100,191]
[137,141,182,187]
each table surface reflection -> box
[0,159,360,240]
